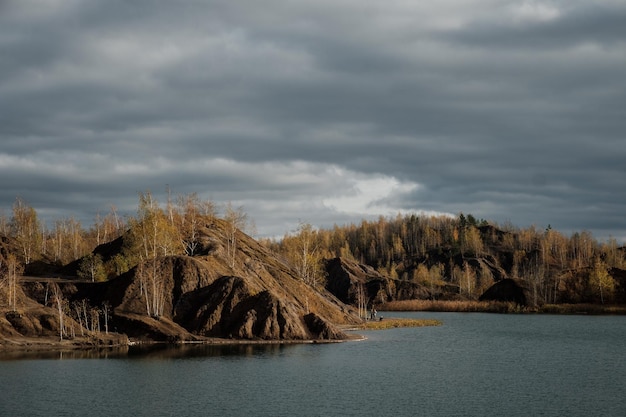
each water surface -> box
[1,312,624,417]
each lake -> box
[1,312,625,417]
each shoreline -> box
[379,300,626,315]
[12,304,622,356]
[1,317,443,355]
[0,332,359,355]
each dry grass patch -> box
[380,299,526,313]
[538,303,626,315]
[359,318,441,330]
[379,300,626,315]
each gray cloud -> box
[1,0,625,241]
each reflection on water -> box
[0,341,293,361]
[0,346,130,361]
[126,342,289,359]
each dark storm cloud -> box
[1,0,625,240]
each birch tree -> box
[0,210,9,235]
[50,218,68,263]
[289,223,322,287]
[175,192,215,256]
[589,259,615,304]
[127,191,182,262]
[67,216,85,260]
[137,260,166,318]
[1,253,22,311]
[77,253,106,282]
[93,207,124,246]
[11,197,42,264]
[102,301,111,334]
[355,281,367,320]
[51,283,66,341]
[223,203,248,268]
[461,261,477,299]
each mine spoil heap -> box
[2,219,360,347]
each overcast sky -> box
[1,0,625,242]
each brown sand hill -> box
[5,219,360,347]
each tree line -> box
[267,213,625,305]
[2,192,625,310]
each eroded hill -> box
[3,219,360,347]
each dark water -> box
[1,312,625,417]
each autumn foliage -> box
[1,193,625,311]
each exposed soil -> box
[2,219,362,351]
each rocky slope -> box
[0,282,128,348]
[324,256,524,307]
[324,257,430,306]
[3,219,360,346]
[324,257,473,307]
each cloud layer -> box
[1,0,625,240]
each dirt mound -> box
[172,275,311,339]
[112,313,199,342]
[12,219,359,344]
[108,250,356,341]
[3,310,58,337]
[325,257,430,306]
[3,219,361,346]
[303,313,346,340]
[479,279,529,305]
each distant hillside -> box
[271,214,626,307]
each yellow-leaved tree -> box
[125,191,182,318]
[290,222,323,287]
[589,258,615,304]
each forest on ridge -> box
[2,192,625,312]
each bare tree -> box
[355,282,367,321]
[78,299,91,332]
[11,197,42,264]
[175,192,215,256]
[93,209,122,246]
[72,301,85,336]
[51,283,66,341]
[295,223,322,287]
[102,301,111,334]
[282,222,323,287]
[137,260,166,318]
[51,218,68,263]
[223,203,248,268]
[0,210,9,235]
[90,307,101,333]
[1,254,23,311]
[110,204,123,237]
[8,254,21,311]
[461,261,476,299]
